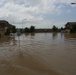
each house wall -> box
[65,22,76,33]
[65,29,70,33]
[0,20,11,36]
[0,30,5,36]
[4,27,8,32]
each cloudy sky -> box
[0,0,76,28]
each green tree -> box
[11,26,16,33]
[5,28,10,35]
[52,25,58,32]
[30,26,35,32]
[24,27,30,32]
[60,27,64,30]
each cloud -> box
[0,0,76,28]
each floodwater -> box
[0,33,76,75]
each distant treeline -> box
[18,25,64,33]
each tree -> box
[5,28,10,35]
[60,27,64,30]
[11,26,16,33]
[24,27,30,32]
[30,26,35,32]
[52,25,58,32]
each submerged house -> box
[65,22,76,33]
[0,20,15,36]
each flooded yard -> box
[0,33,76,75]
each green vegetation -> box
[30,26,35,32]
[5,26,16,35]
[24,27,30,33]
[5,28,10,35]
[11,26,16,33]
[24,25,35,33]
[52,25,59,32]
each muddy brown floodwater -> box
[0,33,76,75]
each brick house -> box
[0,20,15,36]
[65,22,76,33]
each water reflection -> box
[30,33,35,39]
[60,33,64,38]
[25,33,29,36]
[30,33,35,36]
[52,32,58,39]
[25,33,35,39]
[64,33,76,39]
[12,38,17,45]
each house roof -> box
[66,22,76,26]
[0,20,15,28]
[0,20,9,28]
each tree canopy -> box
[52,25,58,32]
[24,25,35,33]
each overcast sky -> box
[0,0,76,28]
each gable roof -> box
[0,20,15,28]
[66,22,76,26]
[0,20,9,28]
